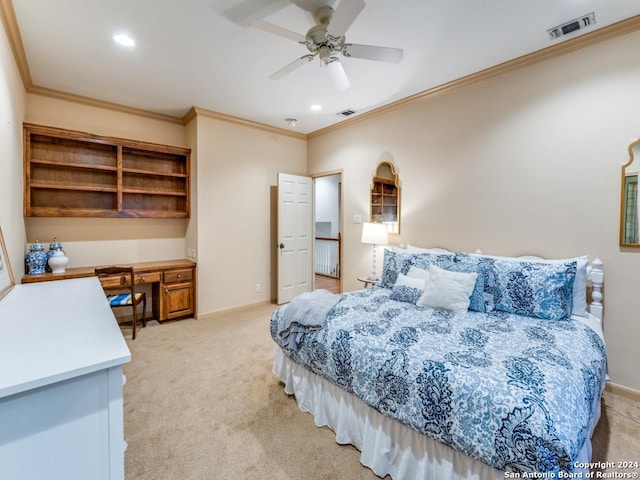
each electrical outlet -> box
[353,214,362,224]
[256,283,262,293]
[187,248,196,259]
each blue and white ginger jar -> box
[26,240,48,275]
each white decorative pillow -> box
[417,265,477,314]
[390,273,425,304]
[406,266,430,284]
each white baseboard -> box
[196,300,274,321]
[605,381,640,402]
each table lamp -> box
[361,222,388,281]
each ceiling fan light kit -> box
[248,0,403,89]
[326,58,351,90]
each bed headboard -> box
[588,259,604,322]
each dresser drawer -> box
[163,269,193,284]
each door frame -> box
[312,169,343,294]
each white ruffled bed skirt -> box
[273,346,504,480]
[273,347,597,480]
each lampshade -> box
[361,222,388,245]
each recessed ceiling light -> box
[310,104,322,111]
[113,33,135,47]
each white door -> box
[277,173,313,304]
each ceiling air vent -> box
[547,13,595,40]
[338,109,356,117]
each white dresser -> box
[0,277,131,480]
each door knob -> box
[278,243,284,249]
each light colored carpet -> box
[123,303,639,480]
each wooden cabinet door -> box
[162,281,194,320]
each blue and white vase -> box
[26,240,48,275]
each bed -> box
[270,249,607,480]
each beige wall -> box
[4,9,639,391]
[21,95,308,317]
[0,15,25,278]
[308,30,640,391]
[194,114,307,316]
[24,94,190,267]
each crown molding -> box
[28,85,185,124]
[308,14,640,140]
[3,1,638,141]
[0,1,306,137]
[186,106,307,140]
[0,0,31,87]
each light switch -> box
[353,214,362,224]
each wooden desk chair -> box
[95,266,147,340]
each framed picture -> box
[0,227,15,301]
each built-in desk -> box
[22,259,196,322]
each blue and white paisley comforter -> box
[270,287,607,475]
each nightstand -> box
[357,276,379,288]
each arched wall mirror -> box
[371,161,400,234]
[620,137,640,247]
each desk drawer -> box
[99,275,129,289]
[98,272,161,288]
[135,272,161,284]
[163,269,193,284]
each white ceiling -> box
[10,0,640,134]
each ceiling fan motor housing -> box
[314,6,334,26]
[305,7,345,59]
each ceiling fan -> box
[248,0,404,90]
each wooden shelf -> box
[371,176,399,227]
[24,124,191,218]
[31,158,118,172]
[30,183,118,193]
[122,167,187,178]
[122,188,187,196]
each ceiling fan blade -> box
[290,0,330,14]
[269,55,315,80]
[343,44,404,63]
[224,0,289,26]
[250,20,307,43]
[327,0,365,38]
[326,59,351,90]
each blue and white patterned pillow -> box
[390,273,425,304]
[379,249,454,289]
[479,257,576,320]
[379,249,415,288]
[411,252,455,271]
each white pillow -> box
[395,272,426,290]
[417,265,477,315]
[407,266,430,284]
[407,244,452,254]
